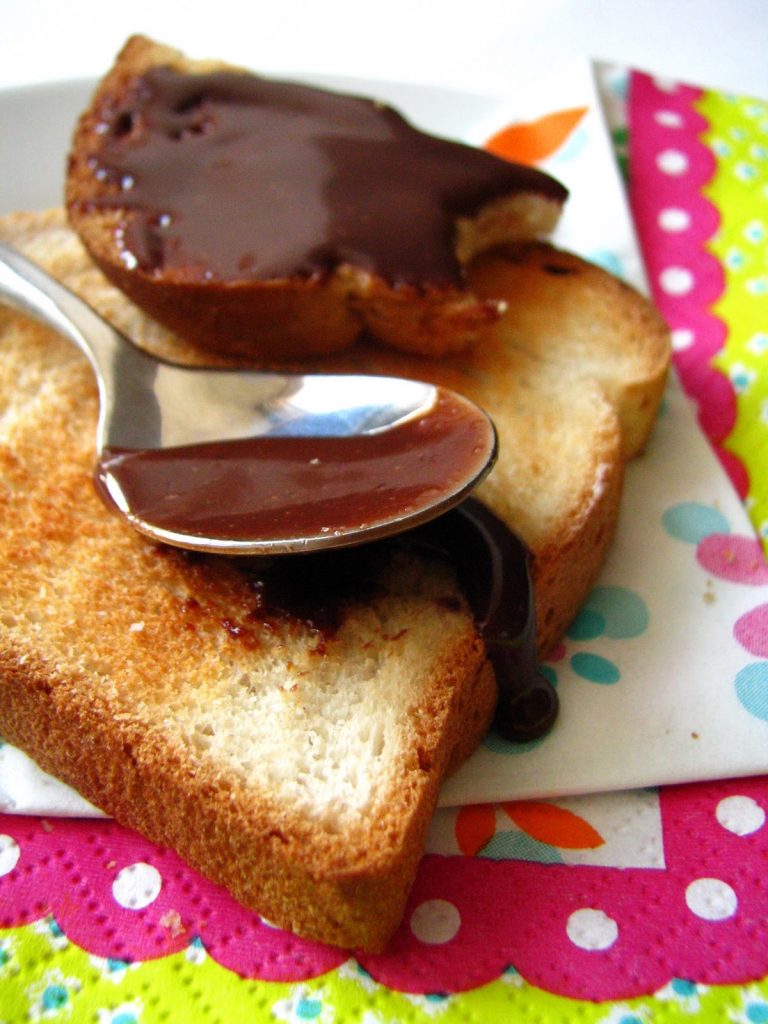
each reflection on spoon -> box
[95,389,496,553]
[0,241,497,555]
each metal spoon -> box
[0,242,497,555]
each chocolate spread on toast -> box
[82,66,567,286]
[83,65,559,740]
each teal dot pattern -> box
[568,586,649,640]
[735,663,768,721]
[296,996,323,1019]
[671,978,698,997]
[479,830,565,865]
[484,483,768,760]
[565,585,650,685]
[663,500,768,729]
[662,501,731,543]
[41,984,68,1010]
[570,652,622,685]
[485,583,650,753]
[746,1001,768,1024]
[567,607,605,642]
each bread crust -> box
[65,36,565,360]
[0,645,495,952]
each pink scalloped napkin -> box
[626,70,768,550]
[1,776,768,1008]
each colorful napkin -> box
[1,59,767,1023]
[624,69,768,554]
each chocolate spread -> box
[83,65,559,740]
[404,499,558,742]
[95,390,495,544]
[84,66,567,286]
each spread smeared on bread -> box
[79,66,565,285]
[185,497,557,743]
[65,36,567,359]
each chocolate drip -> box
[402,500,558,742]
[84,66,567,287]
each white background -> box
[1,0,766,99]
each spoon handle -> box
[0,240,161,447]
[0,241,123,369]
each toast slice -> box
[64,35,567,360]
[0,208,669,951]
[0,211,496,952]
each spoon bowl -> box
[0,242,497,555]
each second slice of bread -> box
[65,35,567,360]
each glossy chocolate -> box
[95,390,495,544]
[404,500,558,742]
[85,66,567,287]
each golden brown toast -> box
[0,202,668,953]
[64,35,567,360]
[0,210,496,952]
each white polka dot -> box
[653,77,680,94]
[671,328,695,351]
[410,899,461,944]
[747,276,768,295]
[716,795,766,836]
[659,266,695,296]
[657,149,689,175]
[112,862,163,910]
[654,110,684,128]
[566,908,618,951]
[0,834,20,876]
[685,877,737,921]
[658,207,691,232]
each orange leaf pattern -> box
[455,804,497,856]
[501,801,605,850]
[485,106,588,165]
